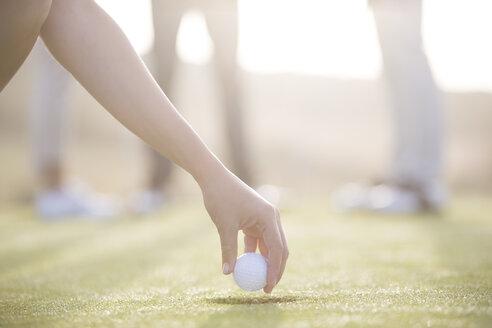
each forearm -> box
[40,0,225,186]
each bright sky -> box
[96,0,492,92]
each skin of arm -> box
[38,0,288,293]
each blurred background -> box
[0,0,491,208]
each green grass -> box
[1,195,491,327]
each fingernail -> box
[222,262,229,275]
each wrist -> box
[192,155,231,190]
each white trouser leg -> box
[372,1,444,202]
[30,40,71,182]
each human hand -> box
[200,169,288,293]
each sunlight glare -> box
[95,0,154,55]
[96,0,492,92]
[176,11,215,65]
[424,0,492,91]
[238,0,381,79]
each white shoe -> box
[333,182,445,214]
[35,186,120,220]
[130,189,166,215]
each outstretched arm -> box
[40,0,288,293]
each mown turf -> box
[1,195,491,327]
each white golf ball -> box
[233,253,268,291]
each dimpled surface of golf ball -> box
[233,253,268,291]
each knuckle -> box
[215,219,236,234]
[259,204,279,225]
[259,202,275,215]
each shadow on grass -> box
[200,295,297,328]
[206,295,304,305]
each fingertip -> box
[222,262,230,275]
[263,285,273,294]
[264,274,277,293]
[222,258,237,275]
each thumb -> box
[218,227,238,275]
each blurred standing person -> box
[335,0,446,213]
[31,42,117,219]
[134,0,252,213]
